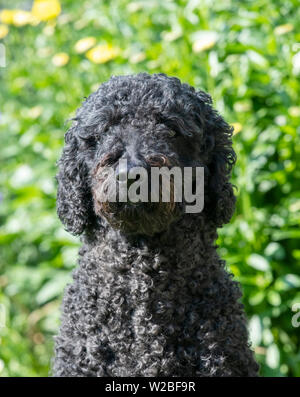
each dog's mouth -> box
[92,187,181,236]
[90,154,191,235]
[110,207,179,236]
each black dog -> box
[53,73,259,376]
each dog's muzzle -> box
[91,155,181,235]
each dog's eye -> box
[84,136,97,144]
[100,150,123,166]
[78,133,97,147]
[168,130,177,138]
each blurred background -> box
[0,0,299,377]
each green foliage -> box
[0,0,299,377]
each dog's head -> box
[57,73,236,236]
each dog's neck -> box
[82,215,220,276]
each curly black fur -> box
[53,73,259,376]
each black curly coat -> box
[53,73,259,376]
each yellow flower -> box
[0,9,33,26]
[86,44,120,64]
[232,122,243,135]
[52,52,69,67]
[13,10,33,26]
[32,0,61,21]
[0,24,9,39]
[274,24,294,36]
[0,10,14,24]
[74,37,97,54]
[192,31,217,53]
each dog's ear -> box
[197,91,236,227]
[56,125,91,235]
[206,145,236,227]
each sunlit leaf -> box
[274,24,294,36]
[129,52,146,64]
[51,52,69,67]
[266,344,280,369]
[292,52,300,75]
[247,254,270,271]
[74,37,97,54]
[36,273,71,305]
[192,31,218,53]
[249,315,262,346]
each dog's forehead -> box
[108,123,164,142]
[99,123,201,166]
